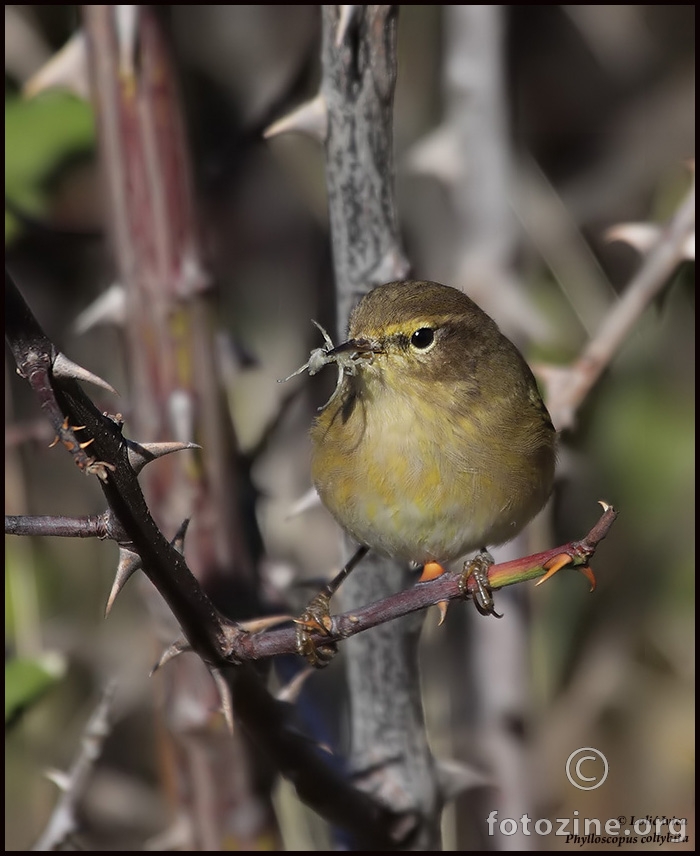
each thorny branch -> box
[3,279,618,661]
[32,681,117,852]
[6,262,616,845]
[540,180,695,431]
[5,268,407,849]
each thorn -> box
[605,221,694,261]
[604,222,661,253]
[170,519,190,554]
[276,668,313,704]
[150,637,192,676]
[125,439,200,475]
[405,125,462,184]
[79,438,95,449]
[210,669,234,736]
[285,486,322,519]
[52,352,119,396]
[598,499,613,513]
[335,5,358,47]
[74,283,126,334]
[48,435,60,449]
[436,600,449,627]
[578,565,597,592]
[115,4,140,78]
[238,614,295,634]
[419,561,447,583]
[263,94,328,143]
[45,768,71,792]
[23,31,89,100]
[105,548,142,617]
[436,759,491,800]
[535,553,572,588]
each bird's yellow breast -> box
[310,360,553,564]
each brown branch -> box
[225,503,617,662]
[4,513,121,540]
[4,491,618,664]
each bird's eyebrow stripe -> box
[376,316,453,338]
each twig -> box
[32,681,117,851]
[6,490,617,665]
[540,181,695,430]
[5,512,122,540]
[224,503,617,662]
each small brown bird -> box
[310,280,556,571]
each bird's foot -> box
[459,550,503,618]
[294,589,338,668]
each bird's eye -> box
[410,328,435,350]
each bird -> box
[291,280,556,661]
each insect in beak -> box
[279,325,381,410]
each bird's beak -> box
[327,337,380,358]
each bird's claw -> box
[459,551,503,618]
[294,590,338,668]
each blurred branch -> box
[414,9,540,850]
[540,180,695,431]
[318,6,442,847]
[32,681,117,852]
[81,6,275,848]
[408,6,546,341]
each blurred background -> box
[5,5,694,851]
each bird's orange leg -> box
[418,561,447,582]
[418,561,451,626]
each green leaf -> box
[5,91,95,243]
[5,653,67,725]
